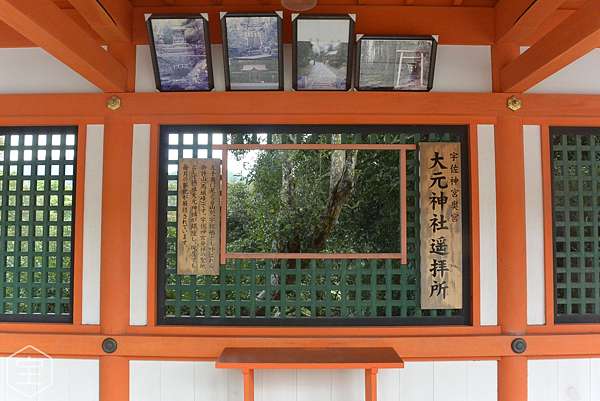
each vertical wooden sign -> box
[419,143,462,309]
[177,158,221,275]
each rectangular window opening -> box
[551,127,600,324]
[157,126,471,326]
[0,126,77,323]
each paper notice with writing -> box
[177,158,221,275]
[419,142,462,309]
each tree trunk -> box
[311,134,358,251]
[273,134,302,253]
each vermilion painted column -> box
[100,116,133,401]
[495,116,528,401]
[365,368,378,401]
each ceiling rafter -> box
[0,0,127,92]
[500,0,600,92]
[495,0,567,44]
[67,0,132,43]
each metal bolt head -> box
[102,337,118,354]
[511,338,527,354]
[106,96,121,111]
[507,96,522,111]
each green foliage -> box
[227,147,400,253]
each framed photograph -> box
[221,13,283,91]
[147,15,214,92]
[292,15,354,91]
[355,36,437,91]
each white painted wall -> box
[130,124,151,326]
[1,44,598,94]
[477,124,498,326]
[0,48,99,93]
[525,48,600,94]
[82,124,104,325]
[130,360,497,401]
[529,358,600,401]
[0,357,98,401]
[523,125,546,325]
[433,46,492,92]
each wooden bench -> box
[216,347,404,401]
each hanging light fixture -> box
[281,0,317,11]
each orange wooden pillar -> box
[99,116,134,401]
[365,368,378,401]
[495,116,528,401]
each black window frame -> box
[156,125,472,326]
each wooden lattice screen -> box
[0,126,77,322]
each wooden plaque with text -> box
[177,158,221,275]
[419,142,462,309]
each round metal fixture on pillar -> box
[511,338,527,354]
[102,338,118,354]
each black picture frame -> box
[292,14,355,91]
[355,35,437,92]
[147,14,214,92]
[221,12,284,91]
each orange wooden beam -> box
[0,0,127,92]
[491,42,520,92]
[500,0,600,93]
[0,9,105,47]
[3,332,600,359]
[3,92,600,120]
[67,0,133,43]
[495,0,567,44]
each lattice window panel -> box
[551,127,600,323]
[157,126,470,325]
[0,127,77,322]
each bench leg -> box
[365,368,378,401]
[243,368,254,401]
